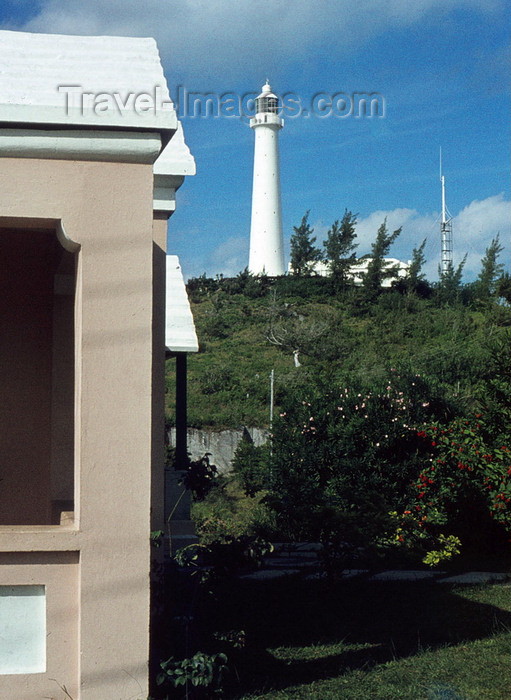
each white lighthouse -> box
[248,81,285,276]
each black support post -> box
[175,352,188,469]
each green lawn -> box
[198,576,511,699]
[241,636,511,699]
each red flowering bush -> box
[264,365,510,564]
[405,415,511,552]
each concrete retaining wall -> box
[168,427,269,474]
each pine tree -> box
[362,219,401,300]
[404,238,431,296]
[436,254,467,304]
[474,234,504,300]
[290,211,322,276]
[324,209,358,291]
[496,272,511,304]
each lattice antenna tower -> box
[440,148,453,276]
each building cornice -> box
[152,122,196,217]
[0,103,177,137]
[0,128,163,164]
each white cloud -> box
[355,208,422,253]
[352,195,510,282]
[453,193,510,246]
[12,0,506,87]
[208,236,249,279]
[451,193,511,280]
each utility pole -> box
[269,368,275,430]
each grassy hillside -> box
[165,275,510,429]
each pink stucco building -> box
[0,29,195,699]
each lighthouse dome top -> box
[259,80,276,95]
[255,81,280,115]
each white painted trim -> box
[152,123,196,215]
[0,99,177,135]
[153,186,177,216]
[153,124,196,177]
[165,255,198,353]
[153,175,186,216]
[0,129,162,163]
[57,221,80,253]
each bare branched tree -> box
[265,290,329,366]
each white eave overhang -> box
[165,256,199,354]
[0,30,177,163]
[153,122,196,216]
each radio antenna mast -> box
[439,147,453,276]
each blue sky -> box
[2,1,509,281]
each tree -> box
[219,267,270,298]
[496,272,511,304]
[407,238,426,288]
[473,234,504,300]
[361,219,401,301]
[265,290,328,367]
[267,371,450,547]
[323,209,358,292]
[231,438,270,497]
[436,254,467,305]
[289,211,322,276]
[395,238,431,297]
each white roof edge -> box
[153,121,195,214]
[0,103,177,133]
[154,122,196,177]
[0,29,176,136]
[165,255,199,353]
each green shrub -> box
[157,651,228,696]
[191,477,277,544]
[403,416,511,553]
[267,370,453,545]
[182,454,218,501]
[231,439,271,496]
[198,363,235,395]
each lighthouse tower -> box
[248,81,285,276]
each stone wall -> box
[168,427,269,474]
